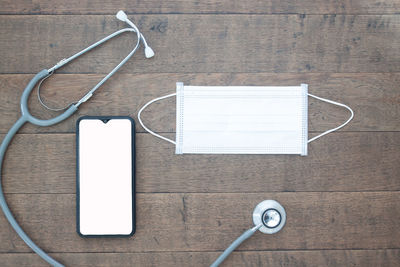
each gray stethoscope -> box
[211,200,286,267]
[0,11,153,267]
[0,10,287,267]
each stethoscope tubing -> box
[0,117,65,267]
[210,224,262,267]
[0,70,80,266]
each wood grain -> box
[1,1,399,266]
[0,192,399,253]
[1,72,400,134]
[1,0,400,15]
[1,250,400,267]
[1,15,400,74]
[1,132,399,194]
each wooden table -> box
[0,1,399,266]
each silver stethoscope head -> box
[253,200,286,234]
[210,200,287,267]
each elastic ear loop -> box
[138,93,177,145]
[308,93,354,143]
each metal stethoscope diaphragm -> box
[210,200,286,267]
[253,199,286,234]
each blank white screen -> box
[78,118,133,235]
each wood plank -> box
[1,15,400,73]
[1,250,399,267]
[1,73,399,134]
[0,192,399,253]
[2,132,399,194]
[1,0,400,15]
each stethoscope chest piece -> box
[253,200,286,234]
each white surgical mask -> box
[138,83,353,156]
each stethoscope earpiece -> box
[116,10,154,59]
[253,200,286,234]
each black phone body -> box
[76,116,135,237]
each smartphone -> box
[76,116,135,237]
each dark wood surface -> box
[1,15,400,74]
[0,1,399,266]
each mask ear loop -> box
[138,93,177,145]
[308,93,354,143]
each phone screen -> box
[77,117,135,236]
